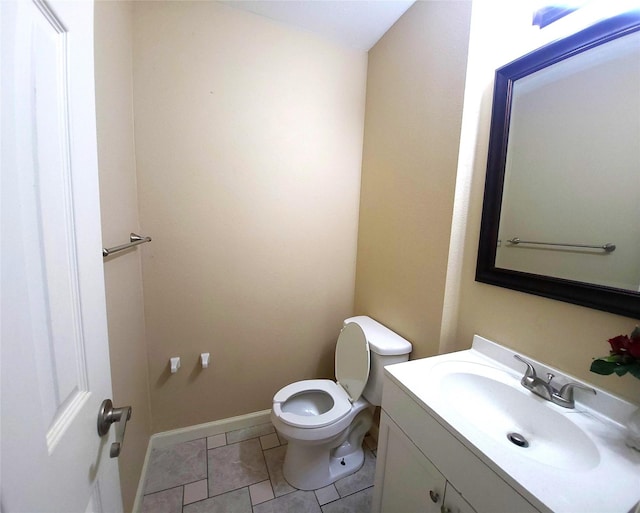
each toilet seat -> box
[273,323,370,430]
[272,379,351,429]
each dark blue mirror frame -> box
[476,11,640,319]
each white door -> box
[1,0,123,511]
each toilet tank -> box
[344,316,412,406]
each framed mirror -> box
[476,11,640,319]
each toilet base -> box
[281,408,372,490]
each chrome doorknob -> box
[97,399,132,458]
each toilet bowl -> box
[271,316,412,490]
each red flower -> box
[593,327,640,380]
[608,334,640,359]
[608,335,630,354]
[628,335,640,359]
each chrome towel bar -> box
[507,237,615,253]
[103,233,152,258]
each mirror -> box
[476,11,640,319]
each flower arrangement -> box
[590,327,640,379]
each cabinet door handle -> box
[429,490,440,503]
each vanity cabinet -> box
[374,409,475,513]
[441,483,477,513]
[372,376,541,513]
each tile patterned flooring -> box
[141,422,378,513]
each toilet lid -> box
[335,322,370,402]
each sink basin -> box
[429,361,600,471]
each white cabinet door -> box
[1,1,122,511]
[373,411,446,513]
[443,482,478,513]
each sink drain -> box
[507,432,529,448]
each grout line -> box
[313,488,323,511]
[257,439,272,504]
[182,494,210,508]
[141,484,186,497]
[266,459,276,499]
[337,484,374,499]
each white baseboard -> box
[131,409,272,512]
[149,409,272,450]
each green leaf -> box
[590,359,617,375]
[631,326,640,339]
[614,365,629,377]
[628,364,640,380]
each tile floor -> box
[141,422,378,513]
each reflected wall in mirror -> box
[476,11,640,319]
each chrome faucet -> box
[513,354,596,408]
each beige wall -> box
[132,1,368,432]
[448,1,640,404]
[354,1,472,359]
[94,2,152,510]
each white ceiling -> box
[220,1,416,51]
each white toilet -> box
[270,315,412,490]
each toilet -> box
[270,315,412,490]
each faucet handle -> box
[553,382,597,408]
[513,354,537,380]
